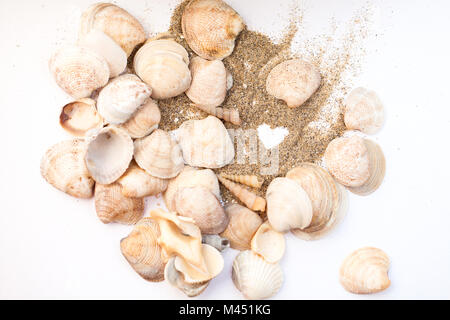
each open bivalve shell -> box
[251,222,285,263]
[119,98,160,139]
[59,98,103,137]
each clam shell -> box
[134,129,184,179]
[85,126,134,184]
[59,98,103,137]
[120,218,165,282]
[251,222,285,263]
[182,0,245,60]
[232,250,283,300]
[119,98,160,138]
[217,175,266,212]
[202,234,230,252]
[40,139,94,198]
[164,257,209,297]
[49,45,109,99]
[219,173,264,189]
[340,247,390,294]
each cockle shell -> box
[120,218,165,282]
[85,126,133,184]
[220,204,263,251]
[266,59,321,108]
[251,222,285,263]
[119,99,160,139]
[232,250,283,300]
[134,129,184,179]
[339,247,390,294]
[343,87,385,134]
[117,161,168,198]
[174,116,235,168]
[59,98,103,137]
[97,74,152,125]
[202,234,230,252]
[219,173,264,189]
[79,3,146,57]
[182,0,245,60]
[217,175,266,212]
[174,186,229,234]
[49,45,109,99]
[40,139,94,198]
[266,177,313,232]
[95,183,144,224]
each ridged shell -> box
[120,218,165,281]
[119,98,160,138]
[40,139,94,198]
[232,250,283,300]
[134,129,184,179]
[251,222,285,263]
[217,175,266,212]
[339,247,390,294]
[49,45,109,99]
[219,173,264,189]
[59,98,103,137]
[182,0,245,60]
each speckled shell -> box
[119,98,160,138]
[251,222,285,263]
[59,98,103,137]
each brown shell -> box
[59,98,103,137]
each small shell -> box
[174,186,229,234]
[220,204,263,251]
[119,99,160,138]
[59,98,103,137]
[344,87,385,134]
[182,0,245,60]
[266,59,321,108]
[164,257,209,297]
[95,183,144,224]
[251,222,285,263]
[40,139,94,198]
[79,3,146,57]
[217,175,266,212]
[120,218,165,281]
[195,105,241,125]
[202,234,230,252]
[340,247,390,294]
[174,116,235,168]
[117,161,168,198]
[219,173,264,189]
[97,74,152,125]
[49,45,109,99]
[134,129,184,179]
[266,177,313,232]
[232,250,283,300]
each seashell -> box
[78,29,127,78]
[286,163,348,240]
[120,218,165,282]
[85,126,133,184]
[266,59,321,108]
[324,136,385,195]
[97,74,152,125]
[40,139,94,198]
[220,204,263,251]
[343,87,385,135]
[117,161,168,198]
[251,222,285,263]
[182,0,245,60]
[164,166,221,212]
[266,177,313,232]
[174,116,234,168]
[202,234,230,252]
[164,257,209,297]
[119,98,160,138]
[95,183,144,224]
[79,3,146,57]
[339,247,390,294]
[174,186,229,234]
[134,40,191,99]
[134,129,184,179]
[226,70,233,90]
[59,98,103,137]
[219,173,264,189]
[232,250,283,300]
[217,175,266,212]
[49,45,109,99]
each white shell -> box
[251,222,285,263]
[59,98,103,137]
[119,99,160,139]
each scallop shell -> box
[217,175,266,212]
[174,116,234,168]
[339,247,390,294]
[40,139,94,198]
[59,98,103,137]
[174,186,229,234]
[119,98,160,138]
[79,3,146,57]
[97,74,152,125]
[49,45,109,99]
[220,204,263,251]
[219,173,264,189]
[232,250,283,300]
[266,177,313,232]
[266,59,321,108]
[120,218,165,282]
[85,126,133,184]
[95,183,144,224]
[251,222,285,263]
[202,234,230,252]
[134,129,184,179]
[117,161,168,198]
[182,0,245,60]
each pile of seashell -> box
[41,0,390,298]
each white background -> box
[1,0,449,299]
